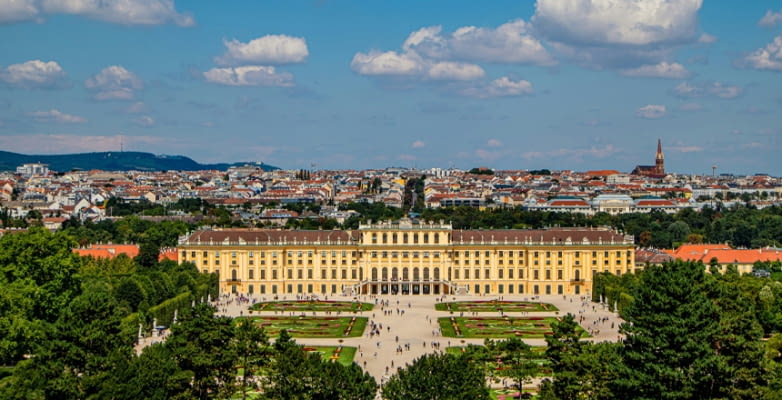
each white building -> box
[16,163,49,178]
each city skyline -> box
[1,0,781,175]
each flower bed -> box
[242,316,367,338]
[438,316,587,338]
[435,300,558,313]
[250,300,373,312]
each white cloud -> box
[85,66,143,100]
[351,50,424,76]
[351,19,554,92]
[203,66,294,87]
[0,0,194,26]
[124,101,146,114]
[403,21,556,66]
[0,134,165,154]
[487,139,502,147]
[522,144,618,161]
[743,35,782,71]
[132,115,155,127]
[621,62,691,79]
[759,9,782,27]
[26,109,86,124]
[215,35,309,66]
[532,0,704,70]
[0,0,38,23]
[697,33,717,44]
[427,62,485,80]
[533,0,702,46]
[636,104,666,119]
[668,145,703,152]
[411,140,425,149]
[672,81,743,99]
[460,77,534,99]
[350,50,486,82]
[0,60,68,89]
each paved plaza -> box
[212,293,625,384]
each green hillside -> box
[0,151,279,172]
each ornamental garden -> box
[439,316,588,338]
[244,315,367,338]
[249,300,373,313]
[435,300,559,313]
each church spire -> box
[655,138,665,174]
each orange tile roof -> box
[670,244,731,260]
[586,170,620,176]
[667,244,782,265]
[159,248,179,262]
[74,244,140,259]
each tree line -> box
[534,260,781,399]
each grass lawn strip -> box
[438,316,588,339]
[302,345,356,367]
[435,300,558,313]
[245,316,367,338]
[250,300,373,313]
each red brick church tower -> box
[655,138,665,175]
[632,139,666,178]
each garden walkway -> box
[215,293,626,384]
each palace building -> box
[178,219,636,297]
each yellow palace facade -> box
[178,219,636,297]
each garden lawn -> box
[435,300,558,312]
[302,346,356,366]
[438,316,588,338]
[250,300,372,313]
[245,316,367,338]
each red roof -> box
[74,244,140,259]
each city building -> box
[15,163,49,178]
[632,139,666,178]
[178,219,636,297]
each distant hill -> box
[0,151,279,172]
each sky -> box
[0,0,780,175]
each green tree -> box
[136,241,161,268]
[616,261,721,400]
[499,339,538,394]
[110,343,191,400]
[166,304,237,400]
[0,228,82,364]
[233,318,269,400]
[1,286,133,399]
[382,352,490,400]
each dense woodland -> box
[0,228,375,399]
[536,260,782,400]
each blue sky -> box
[0,0,780,175]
